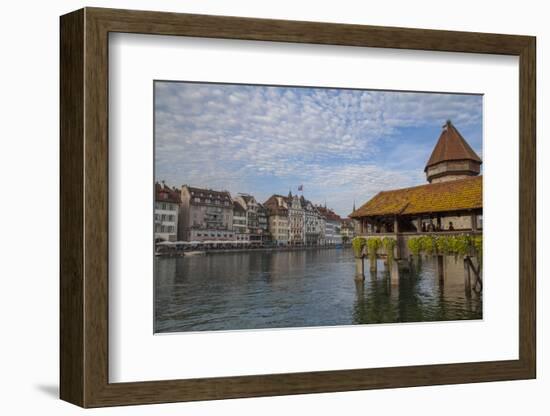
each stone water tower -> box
[424,120,482,183]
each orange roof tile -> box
[350,176,482,218]
[425,121,482,171]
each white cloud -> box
[154,82,482,216]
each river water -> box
[154,248,482,333]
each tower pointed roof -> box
[424,120,481,172]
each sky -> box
[154,81,482,217]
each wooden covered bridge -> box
[350,121,483,294]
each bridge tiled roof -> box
[350,176,482,218]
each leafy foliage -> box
[382,237,397,264]
[472,235,483,264]
[435,236,451,255]
[351,237,366,258]
[418,236,435,255]
[407,234,482,260]
[449,235,471,257]
[408,238,422,256]
[367,237,382,265]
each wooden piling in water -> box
[355,257,365,280]
[436,255,444,284]
[464,256,472,297]
[369,256,377,272]
[465,256,482,293]
[389,260,400,286]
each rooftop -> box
[183,185,232,202]
[317,206,342,221]
[237,194,257,205]
[350,175,482,218]
[155,182,181,204]
[233,200,246,212]
[264,195,289,215]
[425,120,482,171]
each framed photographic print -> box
[60,7,536,407]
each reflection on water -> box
[154,248,482,333]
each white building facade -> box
[264,195,289,246]
[232,200,248,241]
[154,183,180,242]
[288,193,305,245]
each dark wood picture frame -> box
[60,7,536,408]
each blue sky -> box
[155,81,482,217]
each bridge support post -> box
[464,256,472,298]
[436,255,445,285]
[369,255,377,272]
[355,257,365,280]
[390,260,400,286]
